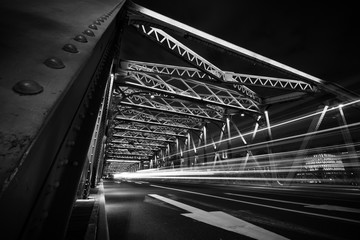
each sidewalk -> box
[65,181,109,240]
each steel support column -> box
[285,105,328,184]
[264,110,278,182]
[338,106,360,184]
[226,115,232,160]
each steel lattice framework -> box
[104,1,360,169]
[117,70,261,110]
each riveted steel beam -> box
[0,1,125,239]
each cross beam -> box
[117,70,261,112]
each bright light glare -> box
[110,99,360,187]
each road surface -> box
[103,179,359,240]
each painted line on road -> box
[226,192,360,213]
[148,194,289,240]
[304,204,360,213]
[150,184,360,224]
[134,181,149,184]
[225,192,309,206]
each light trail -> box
[156,121,360,170]
[160,99,360,160]
[149,184,360,224]
[112,99,360,186]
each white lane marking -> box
[134,181,149,184]
[226,192,308,205]
[148,194,289,240]
[226,192,360,213]
[150,184,360,224]
[305,204,360,213]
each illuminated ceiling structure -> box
[0,1,359,239]
[104,1,360,174]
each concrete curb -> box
[84,181,109,240]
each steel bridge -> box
[0,0,359,239]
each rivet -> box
[44,57,65,69]
[98,17,105,22]
[74,34,88,43]
[94,20,101,25]
[58,159,69,168]
[83,29,95,37]
[62,43,79,53]
[13,80,43,95]
[88,24,98,30]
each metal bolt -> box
[58,159,69,168]
[98,17,105,22]
[88,24,98,30]
[93,20,101,25]
[13,80,43,95]
[44,57,65,69]
[62,43,79,53]
[83,29,95,37]
[74,34,88,43]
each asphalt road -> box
[103,180,360,240]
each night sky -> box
[124,0,360,92]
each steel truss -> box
[117,70,261,112]
[113,121,187,138]
[132,24,225,81]
[105,161,140,174]
[121,60,317,94]
[106,154,151,160]
[107,2,360,177]
[112,132,175,143]
[107,142,160,151]
[110,138,168,148]
[114,107,203,130]
[112,131,176,142]
[114,86,225,121]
